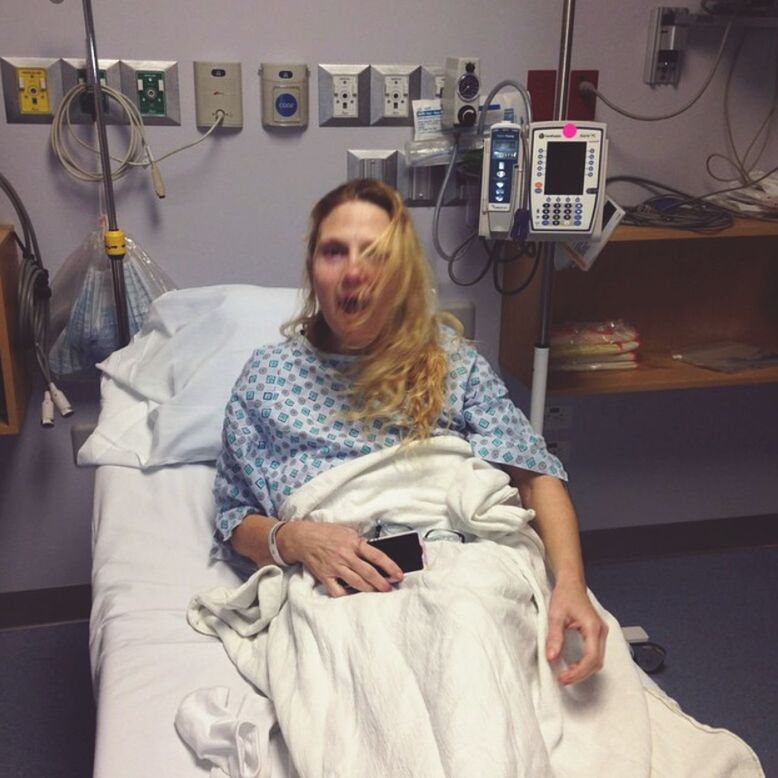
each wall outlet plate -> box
[61,58,122,124]
[318,64,370,126]
[193,61,243,128]
[1,57,63,123]
[119,60,180,125]
[369,64,421,126]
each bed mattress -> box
[90,462,291,777]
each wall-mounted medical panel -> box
[347,149,399,187]
[119,60,181,125]
[318,64,370,127]
[260,63,309,129]
[194,61,243,128]
[1,57,63,123]
[61,58,122,124]
[369,65,422,126]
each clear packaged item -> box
[48,228,176,379]
[672,342,778,373]
[550,319,639,347]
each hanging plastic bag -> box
[48,228,175,379]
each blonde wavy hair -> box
[282,179,462,442]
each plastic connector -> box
[150,161,166,199]
[511,209,530,241]
[48,383,74,417]
[41,391,55,428]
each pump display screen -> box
[492,138,518,159]
[544,142,586,194]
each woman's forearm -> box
[230,513,279,567]
[506,468,586,588]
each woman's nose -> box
[342,250,369,283]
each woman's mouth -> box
[338,296,368,314]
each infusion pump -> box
[528,121,608,241]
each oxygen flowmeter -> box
[478,121,524,239]
[527,120,607,240]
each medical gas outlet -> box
[369,65,421,126]
[318,65,370,126]
[1,57,63,123]
[260,63,309,128]
[194,61,243,128]
[442,57,480,130]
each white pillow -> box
[79,284,302,468]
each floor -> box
[1,545,775,777]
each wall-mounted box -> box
[119,60,181,125]
[259,63,309,129]
[1,57,63,124]
[61,58,122,124]
[193,61,243,128]
[318,64,370,126]
[369,65,422,126]
[347,149,399,188]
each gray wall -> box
[1,0,776,593]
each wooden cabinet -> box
[499,219,778,395]
[0,226,31,434]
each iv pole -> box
[529,0,576,434]
[79,0,131,347]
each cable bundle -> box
[549,320,640,373]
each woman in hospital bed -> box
[188,179,763,777]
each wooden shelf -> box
[0,226,30,434]
[499,218,778,396]
[610,217,778,243]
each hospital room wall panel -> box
[0,0,776,594]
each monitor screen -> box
[544,142,586,195]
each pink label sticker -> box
[563,122,577,138]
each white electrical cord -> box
[579,14,736,122]
[50,83,225,197]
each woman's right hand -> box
[278,522,404,597]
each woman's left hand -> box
[545,580,608,685]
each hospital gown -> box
[212,330,565,565]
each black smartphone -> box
[368,531,425,574]
[338,531,424,594]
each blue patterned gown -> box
[212,330,565,569]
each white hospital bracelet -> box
[268,520,292,567]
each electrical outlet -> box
[318,64,370,126]
[193,61,243,128]
[544,404,573,431]
[369,65,420,125]
[119,60,180,125]
[1,57,63,123]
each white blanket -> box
[185,436,764,778]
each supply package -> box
[48,228,176,379]
[550,320,640,372]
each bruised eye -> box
[318,241,348,259]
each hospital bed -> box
[82,284,763,778]
[83,285,302,777]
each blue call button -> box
[275,93,298,117]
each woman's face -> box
[310,199,393,353]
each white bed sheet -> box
[90,462,292,778]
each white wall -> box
[0,0,776,592]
